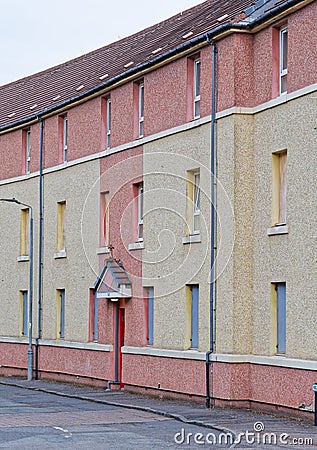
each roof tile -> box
[0,0,291,129]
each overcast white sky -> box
[0,0,205,86]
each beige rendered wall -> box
[216,114,255,355]
[41,160,100,342]
[143,124,211,352]
[0,177,39,337]
[252,91,317,359]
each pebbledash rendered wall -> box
[0,0,316,415]
[208,0,317,411]
[213,86,317,411]
[122,1,317,412]
[122,122,212,396]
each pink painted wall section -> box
[145,47,213,136]
[233,34,255,108]
[43,116,59,169]
[99,146,143,276]
[0,342,112,380]
[122,354,206,396]
[200,46,213,118]
[213,362,316,410]
[288,2,317,93]
[253,28,274,105]
[0,130,23,180]
[99,146,146,349]
[217,2,317,112]
[110,83,134,148]
[0,123,41,179]
[217,35,236,111]
[38,345,111,380]
[66,97,101,161]
[0,342,28,369]
[145,58,188,135]
[212,361,251,401]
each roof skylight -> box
[217,14,229,22]
[182,31,193,39]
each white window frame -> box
[63,116,68,162]
[137,184,143,241]
[147,287,154,346]
[106,98,111,149]
[193,171,200,234]
[139,83,144,137]
[26,129,31,174]
[21,291,28,337]
[280,26,288,94]
[193,58,201,119]
[102,192,110,246]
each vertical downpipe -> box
[206,40,217,409]
[114,301,119,383]
[35,118,44,380]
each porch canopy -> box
[95,259,132,299]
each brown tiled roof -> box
[0,0,295,130]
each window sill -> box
[267,225,288,236]
[128,241,144,251]
[54,250,67,259]
[96,246,111,255]
[17,255,29,262]
[182,234,201,244]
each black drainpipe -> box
[35,118,44,380]
[206,39,217,409]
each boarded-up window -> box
[272,151,287,226]
[20,208,30,256]
[56,201,66,252]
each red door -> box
[118,307,125,387]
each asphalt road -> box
[0,384,234,449]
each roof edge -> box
[0,0,311,134]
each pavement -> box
[1,376,317,448]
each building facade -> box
[0,0,316,415]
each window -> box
[186,169,201,235]
[133,80,145,138]
[19,291,28,337]
[56,201,66,254]
[56,289,65,339]
[106,98,111,149]
[62,115,68,162]
[89,289,98,342]
[101,192,110,247]
[20,208,30,257]
[271,282,286,354]
[187,56,201,121]
[137,183,143,241]
[193,58,201,118]
[147,287,154,345]
[193,172,201,232]
[58,115,68,163]
[272,151,287,226]
[280,26,288,94]
[63,116,68,162]
[139,82,144,137]
[23,128,31,174]
[186,285,199,348]
[129,182,144,249]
